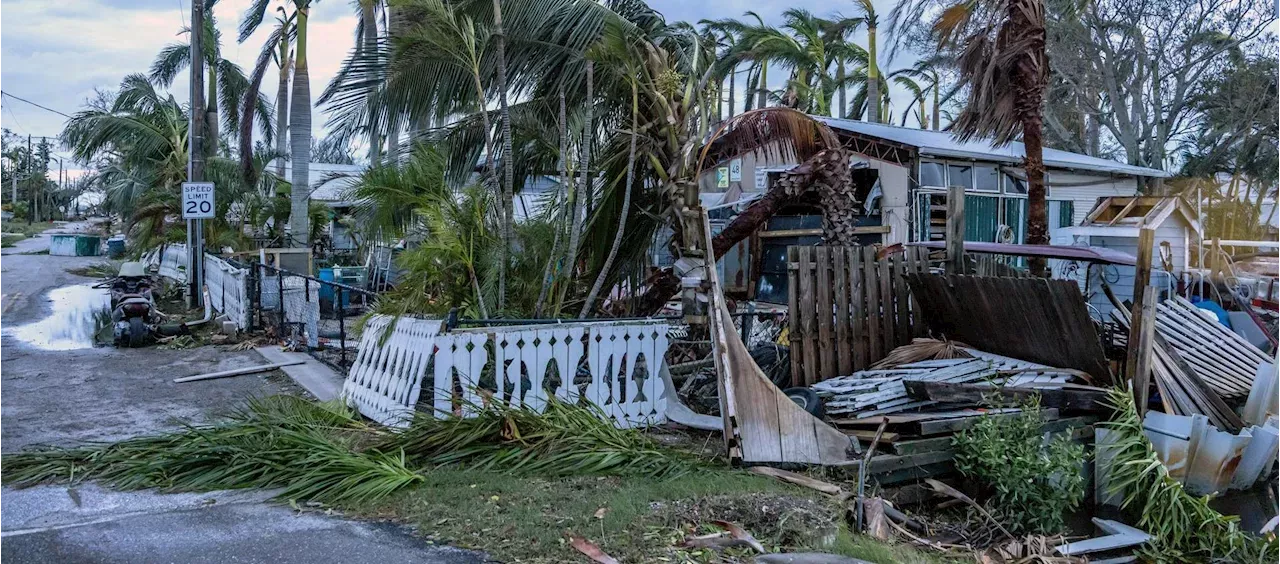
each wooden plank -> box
[834,247,852,376]
[891,436,954,455]
[893,253,911,348]
[815,246,835,381]
[798,247,818,387]
[850,248,867,371]
[841,429,902,443]
[787,246,802,389]
[901,380,1110,412]
[863,246,881,367]
[1126,227,1156,417]
[945,185,965,274]
[904,247,926,337]
[912,408,1060,436]
[877,250,894,360]
[874,461,956,486]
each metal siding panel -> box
[965,194,999,242]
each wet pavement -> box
[2,222,482,563]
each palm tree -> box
[848,0,882,123]
[238,7,294,183]
[889,55,949,129]
[733,9,867,116]
[914,0,1051,273]
[492,0,515,311]
[287,0,315,247]
[150,6,274,156]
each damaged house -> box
[695,118,1169,302]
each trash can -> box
[107,237,126,259]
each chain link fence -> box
[248,262,375,373]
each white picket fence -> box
[342,315,671,428]
[145,244,251,330]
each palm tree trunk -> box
[728,65,736,118]
[288,4,312,247]
[206,62,220,157]
[493,0,514,311]
[931,75,940,130]
[1023,115,1049,274]
[535,90,568,317]
[579,82,638,318]
[867,27,880,123]
[362,0,381,164]
[276,34,290,178]
[918,98,926,128]
[758,63,768,108]
[837,61,846,119]
[559,60,593,313]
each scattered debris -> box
[1054,518,1150,557]
[747,467,843,496]
[157,335,198,349]
[811,351,1076,419]
[568,534,619,564]
[173,360,306,383]
[869,338,972,369]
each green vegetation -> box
[66,261,121,279]
[1101,389,1278,562]
[7,221,58,237]
[952,396,1086,534]
[1,234,23,247]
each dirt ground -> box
[1,226,300,450]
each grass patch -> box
[66,261,121,278]
[1,234,23,247]
[7,221,58,237]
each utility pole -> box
[187,0,206,307]
[27,134,33,223]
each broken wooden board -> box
[906,273,1113,383]
[704,216,855,465]
[901,380,1110,412]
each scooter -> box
[98,262,159,347]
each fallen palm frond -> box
[66,262,121,279]
[1101,388,1277,561]
[870,338,973,369]
[2,396,420,506]
[382,399,701,479]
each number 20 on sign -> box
[181,182,216,219]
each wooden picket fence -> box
[787,245,932,386]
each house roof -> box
[907,241,1139,265]
[814,117,1169,178]
[1080,196,1202,235]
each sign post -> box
[182,182,216,219]
[186,0,206,308]
[182,182,213,307]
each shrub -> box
[952,396,1087,534]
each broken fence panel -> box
[343,315,670,429]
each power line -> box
[0,91,72,118]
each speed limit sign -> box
[182,182,215,219]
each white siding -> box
[1082,220,1191,317]
[1044,171,1140,226]
[852,156,911,244]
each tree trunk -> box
[493,0,514,311]
[580,83,638,318]
[288,5,312,247]
[931,72,940,130]
[633,148,853,314]
[867,26,880,123]
[559,61,593,313]
[534,90,569,317]
[276,34,290,178]
[837,61,846,119]
[362,0,381,164]
[918,98,926,128]
[206,61,220,158]
[1023,116,1049,276]
[752,63,762,108]
[727,65,735,119]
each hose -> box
[184,287,213,327]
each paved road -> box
[1,223,484,563]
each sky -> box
[0,0,907,175]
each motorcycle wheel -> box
[128,317,147,348]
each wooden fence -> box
[787,245,932,386]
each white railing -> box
[342,315,670,428]
[146,244,251,330]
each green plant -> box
[952,396,1086,534]
[2,396,421,506]
[383,398,702,479]
[1101,389,1278,562]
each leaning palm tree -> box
[888,55,950,129]
[896,0,1050,273]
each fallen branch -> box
[568,534,619,564]
[747,466,843,495]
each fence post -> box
[278,268,285,333]
[946,184,966,275]
[336,286,346,368]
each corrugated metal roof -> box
[816,117,1169,178]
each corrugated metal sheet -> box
[816,117,1169,178]
[966,194,1000,242]
[1144,410,1279,496]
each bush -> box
[952,396,1086,534]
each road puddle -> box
[5,284,112,350]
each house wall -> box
[1044,171,1141,226]
[1081,219,1191,317]
[851,155,911,244]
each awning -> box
[907,241,1138,266]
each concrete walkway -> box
[255,346,345,401]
